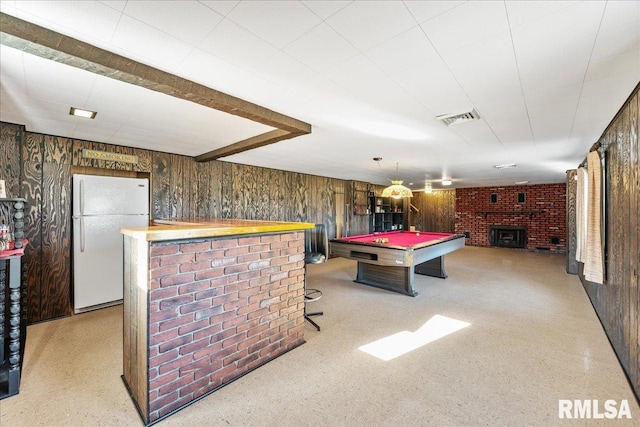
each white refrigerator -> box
[72,174,149,313]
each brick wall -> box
[146,231,306,421]
[455,184,566,252]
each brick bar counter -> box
[120,218,314,426]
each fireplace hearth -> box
[489,226,526,248]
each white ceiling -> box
[1,1,638,190]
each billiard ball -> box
[416,232,420,236]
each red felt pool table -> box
[329,231,465,296]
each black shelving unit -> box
[0,198,27,400]
[369,196,406,233]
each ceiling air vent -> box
[436,108,480,126]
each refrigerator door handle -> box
[79,179,84,216]
[80,216,85,253]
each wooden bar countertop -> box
[120,218,315,242]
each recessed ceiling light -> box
[442,179,452,186]
[70,107,97,119]
[494,163,516,169]
[515,180,529,185]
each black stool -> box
[303,224,328,331]
[304,288,323,331]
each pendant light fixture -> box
[374,157,413,199]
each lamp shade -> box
[381,180,413,199]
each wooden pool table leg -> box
[414,256,447,278]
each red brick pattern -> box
[455,184,566,252]
[146,231,306,421]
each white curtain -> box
[583,151,604,284]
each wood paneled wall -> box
[409,190,456,233]
[0,124,23,238]
[576,85,639,398]
[0,122,356,323]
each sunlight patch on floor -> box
[359,315,471,361]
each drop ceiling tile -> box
[0,1,18,15]
[22,55,97,103]
[120,124,212,150]
[301,1,350,20]
[474,93,528,122]
[442,30,521,105]
[574,75,638,130]
[448,120,503,148]
[598,0,640,33]
[130,91,273,146]
[565,136,598,158]
[226,1,321,49]
[579,72,640,107]
[283,23,359,72]
[254,51,316,87]
[0,76,27,99]
[524,83,582,109]
[23,99,80,123]
[585,49,640,82]
[78,101,132,127]
[489,120,535,146]
[88,74,152,111]
[425,130,479,155]
[8,0,122,45]
[326,1,417,51]
[108,125,173,151]
[122,1,224,45]
[420,1,509,55]
[528,102,576,141]
[285,75,367,123]
[177,49,258,95]
[72,120,118,141]
[23,54,96,94]
[391,59,471,116]
[403,1,465,24]
[99,1,126,12]
[75,129,124,147]
[28,116,79,137]
[111,15,196,69]
[504,1,579,27]
[199,1,240,17]
[0,46,25,79]
[198,18,278,68]
[325,54,412,108]
[365,26,440,76]
[591,15,640,60]
[0,89,29,121]
[511,1,606,92]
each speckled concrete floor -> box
[1,246,638,426]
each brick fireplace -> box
[489,225,527,248]
[455,184,566,252]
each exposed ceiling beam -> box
[0,12,312,161]
[196,128,307,162]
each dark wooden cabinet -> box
[369,196,407,233]
[0,198,27,400]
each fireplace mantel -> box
[476,209,545,219]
